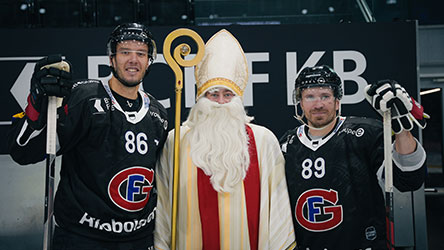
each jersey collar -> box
[296,116,346,151]
[102,81,150,124]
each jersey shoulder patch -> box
[279,127,299,153]
[72,79,102,90]
[68,79,104,108]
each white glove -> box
[365,79,414,134]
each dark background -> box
[1,1,443,249]
[0,22,418,154]
[1,0,443,28]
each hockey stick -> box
[42,61,70,250]
[43,95,57,250]
[163,29,204,250]
[383,110,395,250]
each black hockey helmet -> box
[293,65,343,103]
[107,23,157,63]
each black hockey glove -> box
[25,54,72,130]
[365,79,429,134]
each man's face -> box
[300,87,339,128]
[111,40,150,86]
[204,87,236,104]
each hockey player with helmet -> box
[8,23,168,249]
[280,65,427,250]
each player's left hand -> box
[365,79,429,133]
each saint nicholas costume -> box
[154,29,296,250]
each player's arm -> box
[8,55,72,165]
[8,114,47,164]
[365,80,427,191]
[394,130,416,154]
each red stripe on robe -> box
[244,125,260,250]
[197,168,220,250]
[197,125,260,250]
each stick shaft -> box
[43,155,55,250]
[383,110,395,249]
[43,96,57,250]
[383,111,393,192]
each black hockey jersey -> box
[280,116,425,250]
[8,80,168,242]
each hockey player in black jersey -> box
[8,23,168,250]
[280,65,427,250]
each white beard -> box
[183,97,253,193]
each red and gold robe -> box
[154,124,296,250]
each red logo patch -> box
[295,188,343,232]
[108,167,154,212]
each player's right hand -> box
[25,55,72,130]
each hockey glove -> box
[364,79,424,134]
[25,55,72,130]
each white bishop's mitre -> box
[194,29,248,99]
